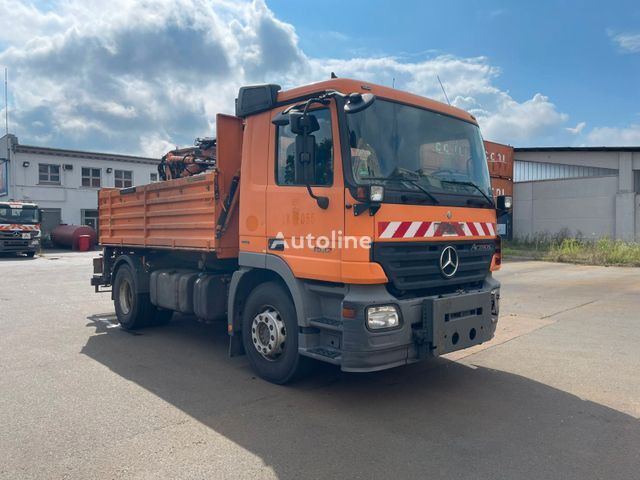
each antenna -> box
[437,75,451,106]
[4,68,8,135]
[392,77,395,88]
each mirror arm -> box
[305,184,329,210]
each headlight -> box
[366,305,400,330]
[490,288,500,317]
[503,196,513,209]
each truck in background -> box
[0,201,41,257]
[91,78,512,384]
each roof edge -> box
[13,144,159,163]
[514,146,640,153]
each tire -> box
[25,251,36,258]
[113,264,155,330]
[242,282,307,384]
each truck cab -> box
[233,78,503,375]
[93,78,507,384]
[0,201,41,257]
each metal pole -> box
[4,67,8,135]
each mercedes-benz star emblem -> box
[439,245,459,278]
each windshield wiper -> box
[439,179,494,207]
[361,171,439,204]
[395,176,440,204]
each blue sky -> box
[269,0,640,132]
[0,0,639,155]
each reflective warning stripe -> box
[378,221,496,238]
[0,224,40,231]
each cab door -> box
[265,103,345,283]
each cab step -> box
[309,317,343,332]
[301,346,342,365]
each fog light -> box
[366,305,400,330]
[490,288,500,317]
[369,185,384,202]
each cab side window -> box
[276,108,333,186]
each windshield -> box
[0,207,39,224]
[346,99,493,206]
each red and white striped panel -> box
[0,224,40,231]
[378,221,495,239]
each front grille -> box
[372,240,494,294]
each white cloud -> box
[586,125,640,145]
[304,55,569,144]
[0,0,578,154]
[609,31,640,53]
[566,121,587,135]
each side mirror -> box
[496,195,513,211]
[289,111,320,135]
[295,133,316,184]
[344,93,376,114]
[294,120,329,210]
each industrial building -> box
[0,134,160,238]
[513,147,640,241]
[2,131,638,243]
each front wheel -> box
[241,282,307,384]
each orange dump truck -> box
[91,78,511,384]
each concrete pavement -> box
[0,252,638,479]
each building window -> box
[38,164,61,185]
[276,108,333,186]
[114,169,133,188]
[150,172,158,182]
[82,209,99,232]
[81,167,101,188]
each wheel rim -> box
[118,278,133,315]
[251,307,286,361]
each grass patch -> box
[504,234,640,267]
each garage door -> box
[40,208,62,238]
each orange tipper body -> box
[93,78,503,382]
[0,201,41,255]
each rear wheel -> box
[114,264,169,329]
[242,282,307,384]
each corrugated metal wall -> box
[514,160,617,182]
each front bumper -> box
[0,238,40,253]
[338,276,500,372]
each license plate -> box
[22,233,30,239]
